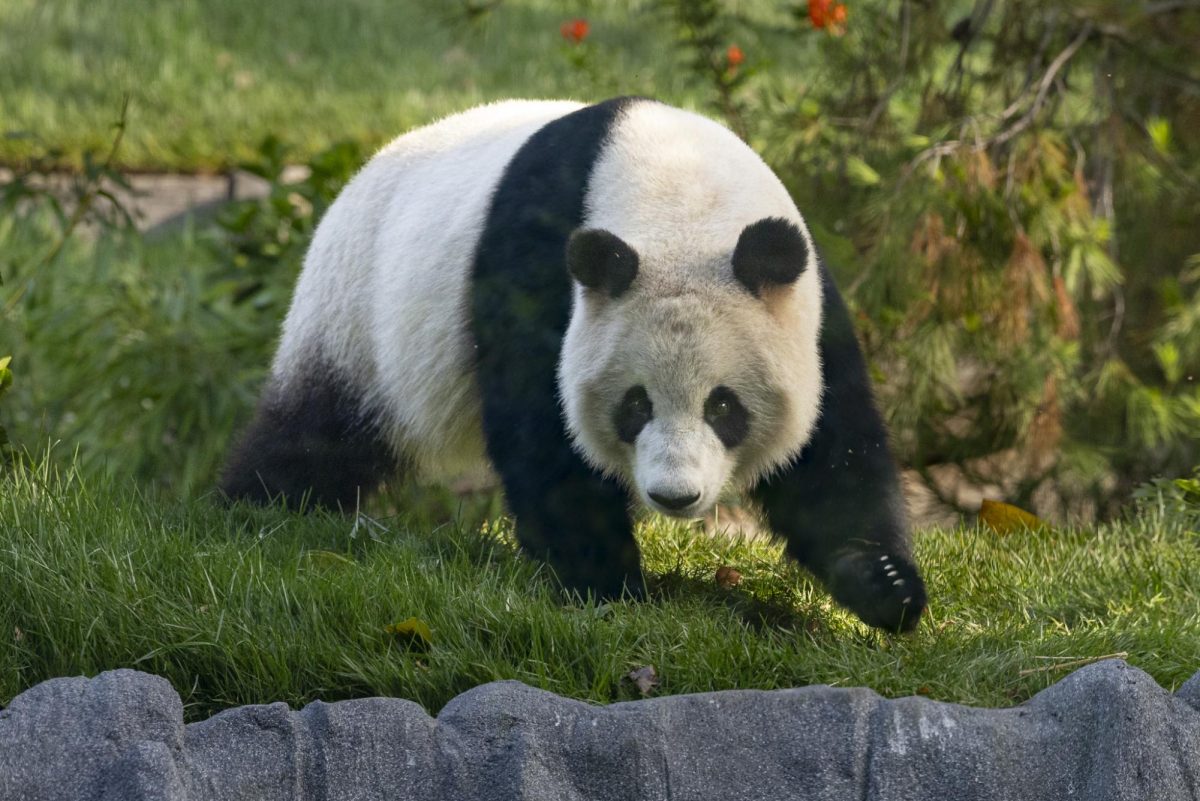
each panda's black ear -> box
[566,228,639,299]
[732,217,809,297]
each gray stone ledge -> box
[2,659,1198,800]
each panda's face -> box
[560,222,823,519]
[585,296,783,518]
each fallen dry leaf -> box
[384,617,433,650]
[715,565,743,588]
[979,499,1050,534]
[626,665,659,697]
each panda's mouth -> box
[644,491,708,520]
[653,507,705,521]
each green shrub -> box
[1,136,364,494]
[1133,468,1200,531]
[0,355,12,465]
[649,0,1200,515]
[205,135,365,314]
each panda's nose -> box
[649,490,701,511]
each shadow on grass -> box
[212,482,511,559]
[647,566,829,637]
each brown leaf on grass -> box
[626,665,659,697]
[979,499,1050,534]
[384,617,433,650]
[715,565,743,588]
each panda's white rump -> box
[273,100,584,481]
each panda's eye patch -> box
[704,386,749,448]
[615,385,653,444]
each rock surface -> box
[2,660,1198,800]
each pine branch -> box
[909,23,1094,171]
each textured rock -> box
[2,660,1199,800]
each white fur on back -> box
[274,100,583,479]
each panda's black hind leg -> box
[751,263,926,632]
[219,368,396,511]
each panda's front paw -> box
[826,549,926,632]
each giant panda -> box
[221,97,927,632]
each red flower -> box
[726,44,745,68]
[560,18,589,44]
[808,0,847,31]
[808,0,831,27]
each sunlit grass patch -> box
[2,457,1197,720]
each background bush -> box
[1,134,363,494]
[1,0,1197,518]
[650,0,1200,517]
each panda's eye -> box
[615,385,653,444]
[704,386,749,448]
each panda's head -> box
[559,218,824,519]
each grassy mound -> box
[2,458,1196,720]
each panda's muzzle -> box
[648,489,701,513]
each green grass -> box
[2,457,1197,721]
[0,211,272,495]
[0,0,803,171]
[3,9,1198,721]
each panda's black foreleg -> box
[219,369,396,511]
[465,98,649,602]
[751,265,926,632]
[501,466,644,602]
[478,395,645,602]
[469,222,644,601]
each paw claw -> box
[828,550,927,633]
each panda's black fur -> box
[467,98,646,598]
[221,97,927,632]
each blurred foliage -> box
[1133,467,1200,530]
[3,1,1198,519]
[206,136,365,313]
[1,98,137,308]
[647,0,1200,517]
[0,355,12,463]
[1,134,361,494]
